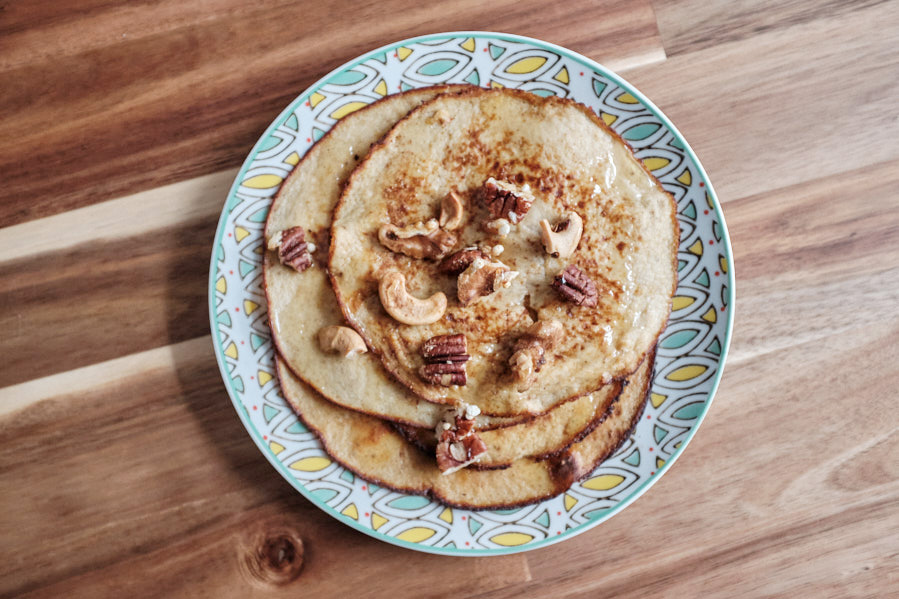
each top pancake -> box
[329,87,677,416]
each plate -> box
[208,31,734,555]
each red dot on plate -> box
[364,512,370,517]
[235,307,240,312]
[227,233,232,237]
[699,182,705,187]
[720,305,726,311]
[306,138,311,143]
[557,511,561,515]
[579,72,584,76]
[229,270,233,275]
[709,240,715,245]
[556,531,561,535]
[651,471,655,475]
[483,48,488,52]
[394,52,398,57]
[461,516,466,521]
[250,376,254,380]
[649,447,653,452]
[305,101,310,107]
[263,435,268,440]
[361,485,367,490]
[252,405,257,410]
[646,415,651,419]
[715,271,720,276]
[704,209,709,215]
[465,541,470,546]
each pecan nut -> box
[378,219,457,260]
[552,265,599,307]
[435,406,487,474]
[439,248,488,276]
[482,178,533,223]
[509,319,564,392]
[419,334,469,386]
[270,226,312,272]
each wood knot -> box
[241,528,304,586]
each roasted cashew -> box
[378,271,447,325]
[317,326,368,357]
[439,191,465,230]
[540,212,584,259]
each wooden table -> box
[2,1,897,596]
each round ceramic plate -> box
[209,32,734,555]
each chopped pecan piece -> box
[482,178,533,222]
[552,265,599,307]
[270,226,312,272]
[457,257,518,306]
[435,406,487,474]
[378,219,457,260]
[419,334,469,386]
[439,248,488,276]
[509,319,564,392]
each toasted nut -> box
[540,212,584,259]
[457,258,518,305]
[378,219,457,259]
[509,319,564,392]
[378,271,447,325]
[482,178,533,221]
[439,248,488,276]
[317,326,367,357]
[449,442,467,462]
[553,264,599,307]
[268,227,313,272]
[526,319,563,349]
[439,192,465,230]
[510,349,538,392]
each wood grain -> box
[0,339,530,598]
[0,0,664,226]
[650,0,885,55]
[625,1,899,204]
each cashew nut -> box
[317,326,368,357]
[379,271,447,325]
[540,212,583,259]
[439,191,465,230]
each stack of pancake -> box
[264,86,678,509]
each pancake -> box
[329,87,678,417]
[275,351,653,509]
[265,85,512,428]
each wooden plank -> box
[0,213,215,387]
[650,0,884,56]
[492,319,899,598]
[625,2,899,204]
[0,0,663,226]
[0,339,530,598]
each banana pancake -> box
[275,351,653,509]
[329,87,678,416]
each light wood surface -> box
[2,1,897,597]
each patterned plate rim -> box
[207,30,735,556]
